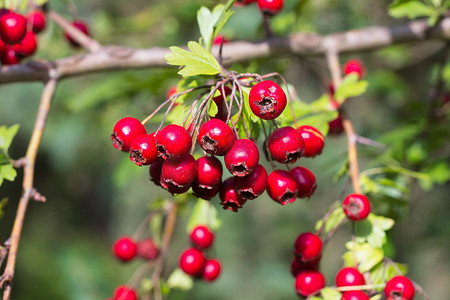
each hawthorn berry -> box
[113,236,137,262]
[290,255,320,277]
[213,35,228,45]
[219,177,247,212]
[343,59,364,79]
[149,160,163,186]
[0,45,20,65]
[198,119,235,156]
[267,170,298,205]
[297,125,325,157]
[111,117,147,152]
[114,285,138,300]
[293,232,322,262]
[13,31,37,57]
[211,86,231,122]
[64,20,90,47]
[27,10,46,34]
[179,247,206,277]
[328,99,344,135]
[341,290,370,300]
[190,225,214,250]
[290,166,317,198]
[166,86,177,99]
[192,181,221,200]
[224,139,259,177]
[160,175,191,195]
[0,12,27,44]
[384,276,415,300]
[202,258,221,282]
[130,133,158,166]
[249,80,287,120]
[161,154,197,190]
[342,194,371,221]
[268,126,304,164]
[195,156,223,188]
[137,238,159,260]
[257,0,284,15]
[156,124,192,160]
[335,267,365,287]
[234,164,268,200]
[295,270,326,297]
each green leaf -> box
[165,41,222,77]
[296,111,338,136]
[167,103,191,126]
[315,204,346,233]
[425,162,450,184]
[186,199,222,233]
[242,86,259,123]
[0,198,8,219]
[369,295,382,300]
[334,74,368,104]
[343,242,384,272]
[0,124,20,153]
[321,287,341,300]
[167,268,193,291]
[208,99,219,117]
[197,4,233,51]
[389,1,435,19]
[0,164,17,186]
[355,214,394,249]
[333,159,349,183]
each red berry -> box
[341,290,370,300]
[219,177,247,212]
[384,276,415,300]
[224,139,259,177]
[295,270,325,297]
[156,124,192,160]
[160,174,191,195]
[179,247,206,277]
[161,154,197,190]
[290,166,317,198]
[196,156,223,188]
[328,114,344,135]
[113,236,137,262]
[202,258,221,282]
[336,267,365,287]
[137,238,159,260]
[267,170,298,205]
[291,255,320,277]
[0,12,27,44]
[114,285,138,300]
[13,31,37,57]
[149,161,163,186]
[27,10,46,34]
[293,232,322,262]
[198,119,235,156]
[192,181,221,200]
[342,194,371,221]
[213,35,228,45]
[268,126,304,164]
[0,45,20,65]
[249,80,287,120]
[64,20,90,47]
[130,133,158,166]
[211,86,231,121]
[343,59,364,79]
[166,86,177,99]
[234,164,268,200]
[257,0,284,15]
[111,117,147,152]
[190,225,214,250]
[297,125,325,157]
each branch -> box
[0,17,449,84]
[0,78,58,300]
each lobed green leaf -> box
[167,268,194,290]
[334,74,368,104]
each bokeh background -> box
[0,0,449,299]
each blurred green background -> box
[1,0,449,299]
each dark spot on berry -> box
[201,134,219,152]
[255,95,277,116]
[279,192,296,205]
[230,164,249,176]
[285,150,302,163]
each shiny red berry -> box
[336,267,365,287]
[213,35,228,46]
[267,170,298,205]
[224,139,259,177]
[149,161,163,186]
[268,126,304,164]
[195,156,223,188]
[156,124,192,160]
[291,255,320,277]
[0,45,20,65]
[190,225,214,250]
[192,181,221,200]
[137,238,159,260]
[166,86,177,99]
[64,20,90,47]
[161,154,197,190]
[27,10,46,34]
[198,119,235,156]
[129,133,158,166]
[179,247,206,277]
[257,0,284,15]
[114,285,138,300]
[341,290,370,300]
[219,177,247,212]
[290,166,317,198]
[384,276,415,300]
[111,117,147,152]
[343,194,371,221]
[344,59,364,79]
[297,125,325,157]
[249,80,287,120]
[295,270,326,297]
[0,12,27,44]
[293,232,322,262]
[234,164,268,200]
[202,259,221,282]
[13,31,37,57]
[113,236,137,262]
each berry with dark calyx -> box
[161,154,197,190]
[384,276,415,300]
[336,267,365,287]
[342,194,371,221]
[156,124,192,160]
[27,10,46,34]
[13,31,37,57]
[192,181,221,200]
[149,160,163,186]
[297,125,325,158]
[267,170,298,205]
[137,238,159,260]
[198,119,235,156]
[130,133,158,166]
[257,0,284,15]
[268,126,304,164]
[0,45,20,65]
[343,59,364,79]
[195,156,223,188]
[114,285,138,300]
[190,225,214,250]
[224,139,259,177]
[160,173,191,195]
[341,290,370,300]
[111,117,147,152]
[290,166,317,199]
[64,20,90,47]
[0,12,27,44]
[234,164,268,200]
[291,255,320,277]
[293,232,322,262]
[202,259,221,282]
[113,236,137,262]
[211,86,231,122]
[219,177,247,212]
[179,247,206,277]
[295,270,326,297]
[249,80,287,120]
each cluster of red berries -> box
[235,0,284,16]
[179,225,221,282]
[113,236,159,262]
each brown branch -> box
[0,17,449,84]
[0,78,58,300]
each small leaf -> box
[0,124,20,152]
[242,86,259,123]
[167,268,193,291]
[389,1,435,19]
[0,198,8,219]
[208,99,219,117]
[321,287,341,300]
[187,199,222,233]
[0,164,17,186]
[343,242,384,272]
[334,74,368,104]
[315,204,346,233]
